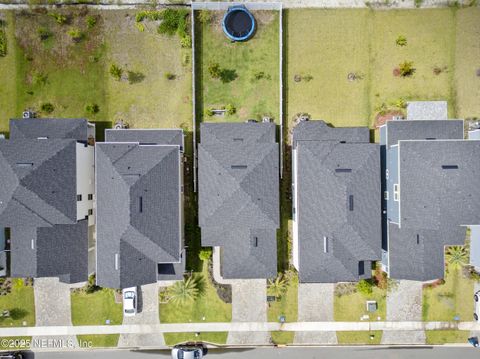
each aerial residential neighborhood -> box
[0,1,479,358]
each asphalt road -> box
[28,346,480,359]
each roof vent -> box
[323,236,328,253]
[139,197,143,213]
[335,168,352,173]
[251,236,258,247]
[231,165,247,170]
[16,163,33,167]
[233,138,244,142]
[115,254,119,270]
[441,165,458,170]
[349,195,354,211]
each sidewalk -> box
[1,321,479,337]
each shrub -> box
[180,34,191,48]
[208,62,221,79]
[86,274,100,294]
[86,15,97,29]
[398,60,415,77]
[135,10,162,22]
[219,68,237,84]
[302,74,314,82]
[67,27,84,42]
[395,35,407,47]
[41,102,54,113]
[267,274,288,299]
[167,275,203,305]
[204,108,213,117]
[198,248,212,261]
[37,27,52,41]
[49,12,68,25]
[0,29,6,57]
[109,64,123,81]
[357,279,374,296]
[127,71,145,84]
[445,245,468,269]
[85,103,100,114]
[164,72,176,80]
[198,11,212,24]
[414,0,423,7]
[225,103,236,115]
[157,9,188,37]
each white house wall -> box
[76,143,95,222]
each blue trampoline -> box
[222,6,255,42]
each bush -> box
[85,103,100,114]
[157,9,188,37]
[204,108,214,117]
[37,27,52,41]
[164,72,176,80]
[67,27,84,42]
[396,35,407,47]
[225,103,236,115]
[49,12,68,25]
[208,62,221,79]
[86,15,97,29]
[198,11,212,24]
[127,71,145,84]
[357,279,374,296]
[0,29,6,57]
[109,64,123,81]
[135,10,162,22]
[41,102,54,113]
[398,60,415,77]
[198,248,212,261]
[86,274,100,294]
[180,34,191,48]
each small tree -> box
[167,275,201,305]
[208,62,221,79]
[85,103,100,115]
[225,103,236,116]
[109,64,123,81]
[86,15,97,29]
[127,71,145,84]
[395,35,407,47]
[268,274,288,299]
[41,102,54,113]
[357,279,374,296]
[398,60,415,77]
[198,248,212,261]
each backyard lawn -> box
[71,288,123,326]
[267,272,298,345]
[286,8,479,131]
[0,278,35,327]
[422,266,474,322]
[77,334,119,348]
[337,331,382,345]
[196,10,280,123]
[159,260,231,345]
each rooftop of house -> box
[95,140,181,289]
[105,129,184,149]
[0,139,78,227]
[10,221,88,284]
[294,121,381,283]
[10,118,93,142]
[198,122,279,279]
[292,120,370,147]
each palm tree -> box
[167,275,200,305]
[445,246,468,269]
[268,274,288,299]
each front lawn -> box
[77,334,119,348]
[0,278,35,327]
[425,330,470,345]
[196,10,280,123]
[159,260,232,345]
[337,331,382,345]
[163,332,228,346]
[422,266,474,322]
[71,288,123,326]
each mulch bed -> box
[374,110,405,129]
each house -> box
[381,101,480,281]
[0,118,95,283]
[198,123,279,279]
[95,129,185,289]
[292,120,381,283]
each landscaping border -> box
[191,1,284,192]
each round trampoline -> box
[222,6,255,42]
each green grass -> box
[0,279,35,327]
[334,286,387,322]
[71,288,123,326]
[197,10,280,123]
[337,331,382,345]
[425,330,470,344]
[163,332,228,346]
[0,337,32,350]
[159,261,232,323]
[0,12,17,132]
[267,273,298,344]
[422,267,474,322]
[76,334,119,348]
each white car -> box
[171,345,205,359]
[122,287,137,317]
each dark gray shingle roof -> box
[10,119,91,142]
[96,142,181,289]
[199,123,279,279]
[10,221,88,283]
[105,129,184,149]
[293,120,370,147]
[296,140,381,283]
[0,139,78,227]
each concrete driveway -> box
[381,280,426,344]
[33,277,79,349]
[118,283,166,348]
[294,283,337,344]
[227,279,270,345]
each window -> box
[88,209,93,216]
[393,184,399,202]
[358,261,365,276]
[384,191,389,200]
[88,194,93,201]
[77,194,82,201]
[385,169,389,180]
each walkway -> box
[382,280,426,344]
[294,283,337,344]
[33,278,79,348]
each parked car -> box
[474,290,480,321]
[171,345,206,359]
[0,352,23,359]
[122,287,137,317]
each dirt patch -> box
[374,110,405,128]
[253,10,275,26]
